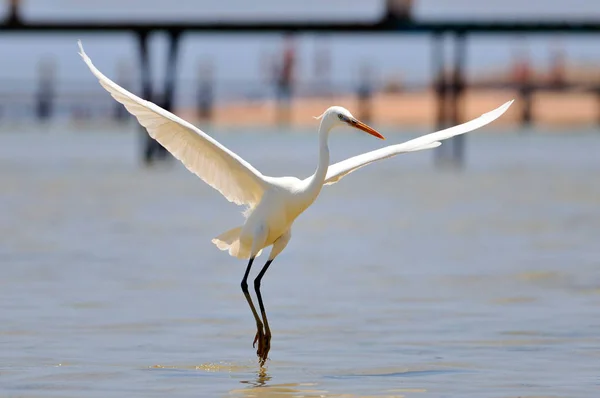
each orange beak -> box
[350,118,385,140]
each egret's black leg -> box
[241,257,264,349]
[254,259,273,365]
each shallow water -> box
[1,125,599,397]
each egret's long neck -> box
[305,118,331,197]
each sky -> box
[0,1,599,105]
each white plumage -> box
[79,43,265,208]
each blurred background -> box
[1,1,599,397]
[2,1,600,134]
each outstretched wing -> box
[78,41,266,206]
[322,100,514,185]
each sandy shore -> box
[176,89,599,129]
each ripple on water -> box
[326,367,470,379]
[148,361,256,373]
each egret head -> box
[315,106,385,140]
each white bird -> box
[77,40,513,366]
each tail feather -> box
[211,226,262,259]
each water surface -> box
[1,125,599,397]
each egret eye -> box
[338,114,344,121]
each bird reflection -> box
[235,370,328,397]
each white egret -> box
[78,40,513,366]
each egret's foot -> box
[256,332,271,366]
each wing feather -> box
[78,40,266,206]
[322,100,514,185]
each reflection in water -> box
[240,367,272,388]
[235,369,321,397]
[234,380,328,398]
